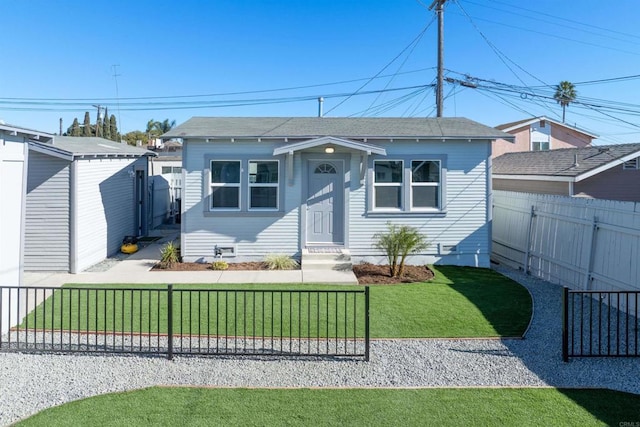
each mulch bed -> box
[153,261,434,285]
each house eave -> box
[273,136,387,156]
[493,174,575,182]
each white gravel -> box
[1,265,638,426]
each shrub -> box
[373,222,429,277]
[264,254,298,270]
[210,260,229,270]
[159,241,180,269]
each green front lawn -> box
[21,266,532,338]
[17,387,640,426]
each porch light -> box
[324,146,335,154]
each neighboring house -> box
[492,116,597,158]
[163,117,512,268]
[493,143,640,201]
[25,137,155,273]
[149,154,182,228]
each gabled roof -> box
[273,136,386,156]
[0,123,54,141]
[163,117,513,140]
[29,136,155,161]
[493,143,640,182]
[495,116,598,139]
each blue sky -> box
[2,0,640,144]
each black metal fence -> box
[0,285,370,360]
[562,287,639,361]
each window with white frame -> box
[374,160,403,209]
[532,140,550,151]
[411,160,440,209]
[623,158,639,170]
[249,160,279,209]
[210,160,240,209]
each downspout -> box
[69,158,79,274]
[486,140,493,267]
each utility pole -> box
[429,0,447,117]
[112,64,122,141]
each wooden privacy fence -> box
[492,191,640,293]
[0,285,370,360]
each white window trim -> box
[410,160,441,211]
[248,159,279,211]
[373,160,404,211]
[210,159,241,211]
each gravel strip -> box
[1,265,639,426]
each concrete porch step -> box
[301,249,352,271]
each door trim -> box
[301,154,349,249]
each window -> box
[374,161,403,209]
[623,158,639,170]
[249,160,279,209]
[532,140,550,151]
[162,166,182,174]
[411,160,440,209]
[370,157,445,213]
[210,160,240,209]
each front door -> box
[306,160,343,244]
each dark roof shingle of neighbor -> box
[162,117,513,140]
[493,143,640,177]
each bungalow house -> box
[493,143,640,201]
[492,116,597,158]
[25,136,155,273]
[0,123,54,333]
[163,117,513,268]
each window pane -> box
[375,187,401,208]
[211,187,239,208]
[374,161,403,183]
[412,161,439,183]
[249,161,278,183]
[413,186,439,208]
[161,166,172,174]
[211,161,240,183]
[250,187,277,208]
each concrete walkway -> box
[23,232,359,287]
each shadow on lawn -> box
[431,265,532,337]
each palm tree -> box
[146,118,176,136]
[554,81,577,123]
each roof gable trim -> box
[273,136,386,156]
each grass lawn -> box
[16,387,640,426]
[21,266,531,338]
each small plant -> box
[373,222,429,277]
[159,241,180,269]
[210,260,229,270]
[264,253,298,270]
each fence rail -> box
[562,287,639,361]
[0,285,370,360]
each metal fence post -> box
[364,286,370,362]
[562,286,569,362]
[167,284,173,360]
[523,205,536,274]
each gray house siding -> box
[75,157,144,272]
[350,140,491,267]
[493,178,569,196]
[182,140,300,262]
[182,138,492,267]
[575,164,640,201]
[24,151,70,271]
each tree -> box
[109,115,118,141]
[69,118,81,136]
[123,130,148,146]
[146,118,176,137]
[373,223,429,277]
[82,112,92,137]
[554,80,577,123]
